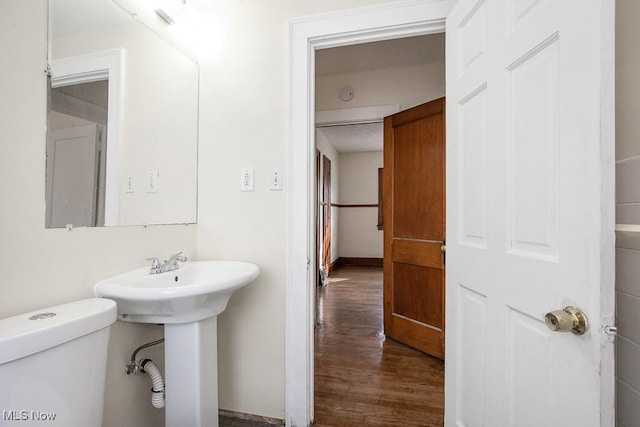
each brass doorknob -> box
[544,306,588,335]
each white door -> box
[46,124,100,228]
[445,0,615,426]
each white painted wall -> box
[195,0,400,419]
[316,61,445,111]
[616,1,640,426]
[338,151,383,258]
[0,5,196,427]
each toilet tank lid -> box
[0,298,116,364]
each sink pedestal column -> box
[164,316,218,427]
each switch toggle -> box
[269,168,283,190]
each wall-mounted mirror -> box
[46,0,198,227]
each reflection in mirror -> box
[47,79,108,227]
[47,48,123,227]
[46,0,199,228]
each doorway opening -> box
[286,3,449,425]
[312,35,446,425]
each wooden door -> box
[445,0,615,425]
[315,149,322,286]
[322,155,332,277]
[383,98,445,359]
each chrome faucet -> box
[147,252,188,274]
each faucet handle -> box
[175,252,188,262]
[145,257,162,274]
[145,257,160,267]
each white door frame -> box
[287,1,451,425]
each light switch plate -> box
[269,168,283,190]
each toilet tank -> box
[0,298,116,427]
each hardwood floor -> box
[314,266,445,426]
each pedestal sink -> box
[94,260,259,427]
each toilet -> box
[0,298,116,426]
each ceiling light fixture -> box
[154,8,175,25]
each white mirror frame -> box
[50,48,124,226]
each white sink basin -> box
[94,261,259,324]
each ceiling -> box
[315,34,444,153]
[317,123,383,153]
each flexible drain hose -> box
[140,359,165,409]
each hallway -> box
[314,266,445,426]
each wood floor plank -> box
[314,266,444,426]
